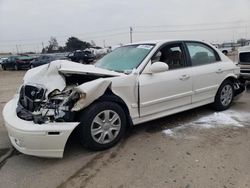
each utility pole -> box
[19,45,22,53]
[245,25,248,39]
[103,40,106,48]
[130,27,133,43]
[16,45,19,54]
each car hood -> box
[23,60,123,94]
[57,60,122,76]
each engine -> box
[17,84,79,124]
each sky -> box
[0,0,250,53]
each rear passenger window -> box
[186,42,220,66]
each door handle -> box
[179,75,190,81]
[216,69,223,74]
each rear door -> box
[6,57,15,68]
[184,42,223,103]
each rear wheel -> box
[79,101,126,151]
[2,65,6,70]
[14,64,19,71]
[214,80,234,111]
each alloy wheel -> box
[91,110,121,144]
[220,84,233,107]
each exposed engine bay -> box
[16,61,120,124]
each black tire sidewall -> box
[214,80,234,111]
[79,101,127,151]
[14,64,18,70]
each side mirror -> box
[150,61,169,74]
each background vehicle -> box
[30,54,68,68]
[219,42,237,55]
[0,57,7,65]
[67,50,95,64]
[238,46,250,81]
[1,55,34,70]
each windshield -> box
[95,44,154,72]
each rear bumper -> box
[3,95,79,158]
[17,63,30,69]
[239,68,250,80]
[240,73,250,80]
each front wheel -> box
[79,101,126,151]
[79,59,84,64]
[213,80,234,111]
[222,50,228,55]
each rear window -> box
[239,52,250,63]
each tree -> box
[65,37,91,51]
[41,48,46,54]
[237,38,248,46]
[58,46,66,52]
[47,37,59,53]
[90,40,96,47]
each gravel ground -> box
[0,67,250,188]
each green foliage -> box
[42,36,92,53]
[65,37,91,51]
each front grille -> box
[239,52,250,63]
[240,70,250,74]
[19,85,46,112]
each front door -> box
[139,42,193,117]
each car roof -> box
[126,39,209,46]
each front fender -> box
[72,78,112,111]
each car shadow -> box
[129,105,214,136]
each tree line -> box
[42,36,100,53]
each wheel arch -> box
[96,89,134,129]
[71,88,133,141]
[217,75,239,97]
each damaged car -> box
[3,40,245,158]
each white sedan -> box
[3,40,245,158]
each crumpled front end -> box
[3,95,79,158]
[16,60,116,124]
[3,60,120,158]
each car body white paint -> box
[3,39,241,158]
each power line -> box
[0,27,129,44]
[1,20,249,44]
[134,20,250,28]
[134,25,249,34]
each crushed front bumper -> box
[2,95,79,158]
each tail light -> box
[16,60,25,64]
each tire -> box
[79,101,127,151]
[2,65,6,70]
[14,64,19,71]
[79,59,84,64]
[213,80,234,111]
[222,50,228,55]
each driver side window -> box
[151,43,186,70]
